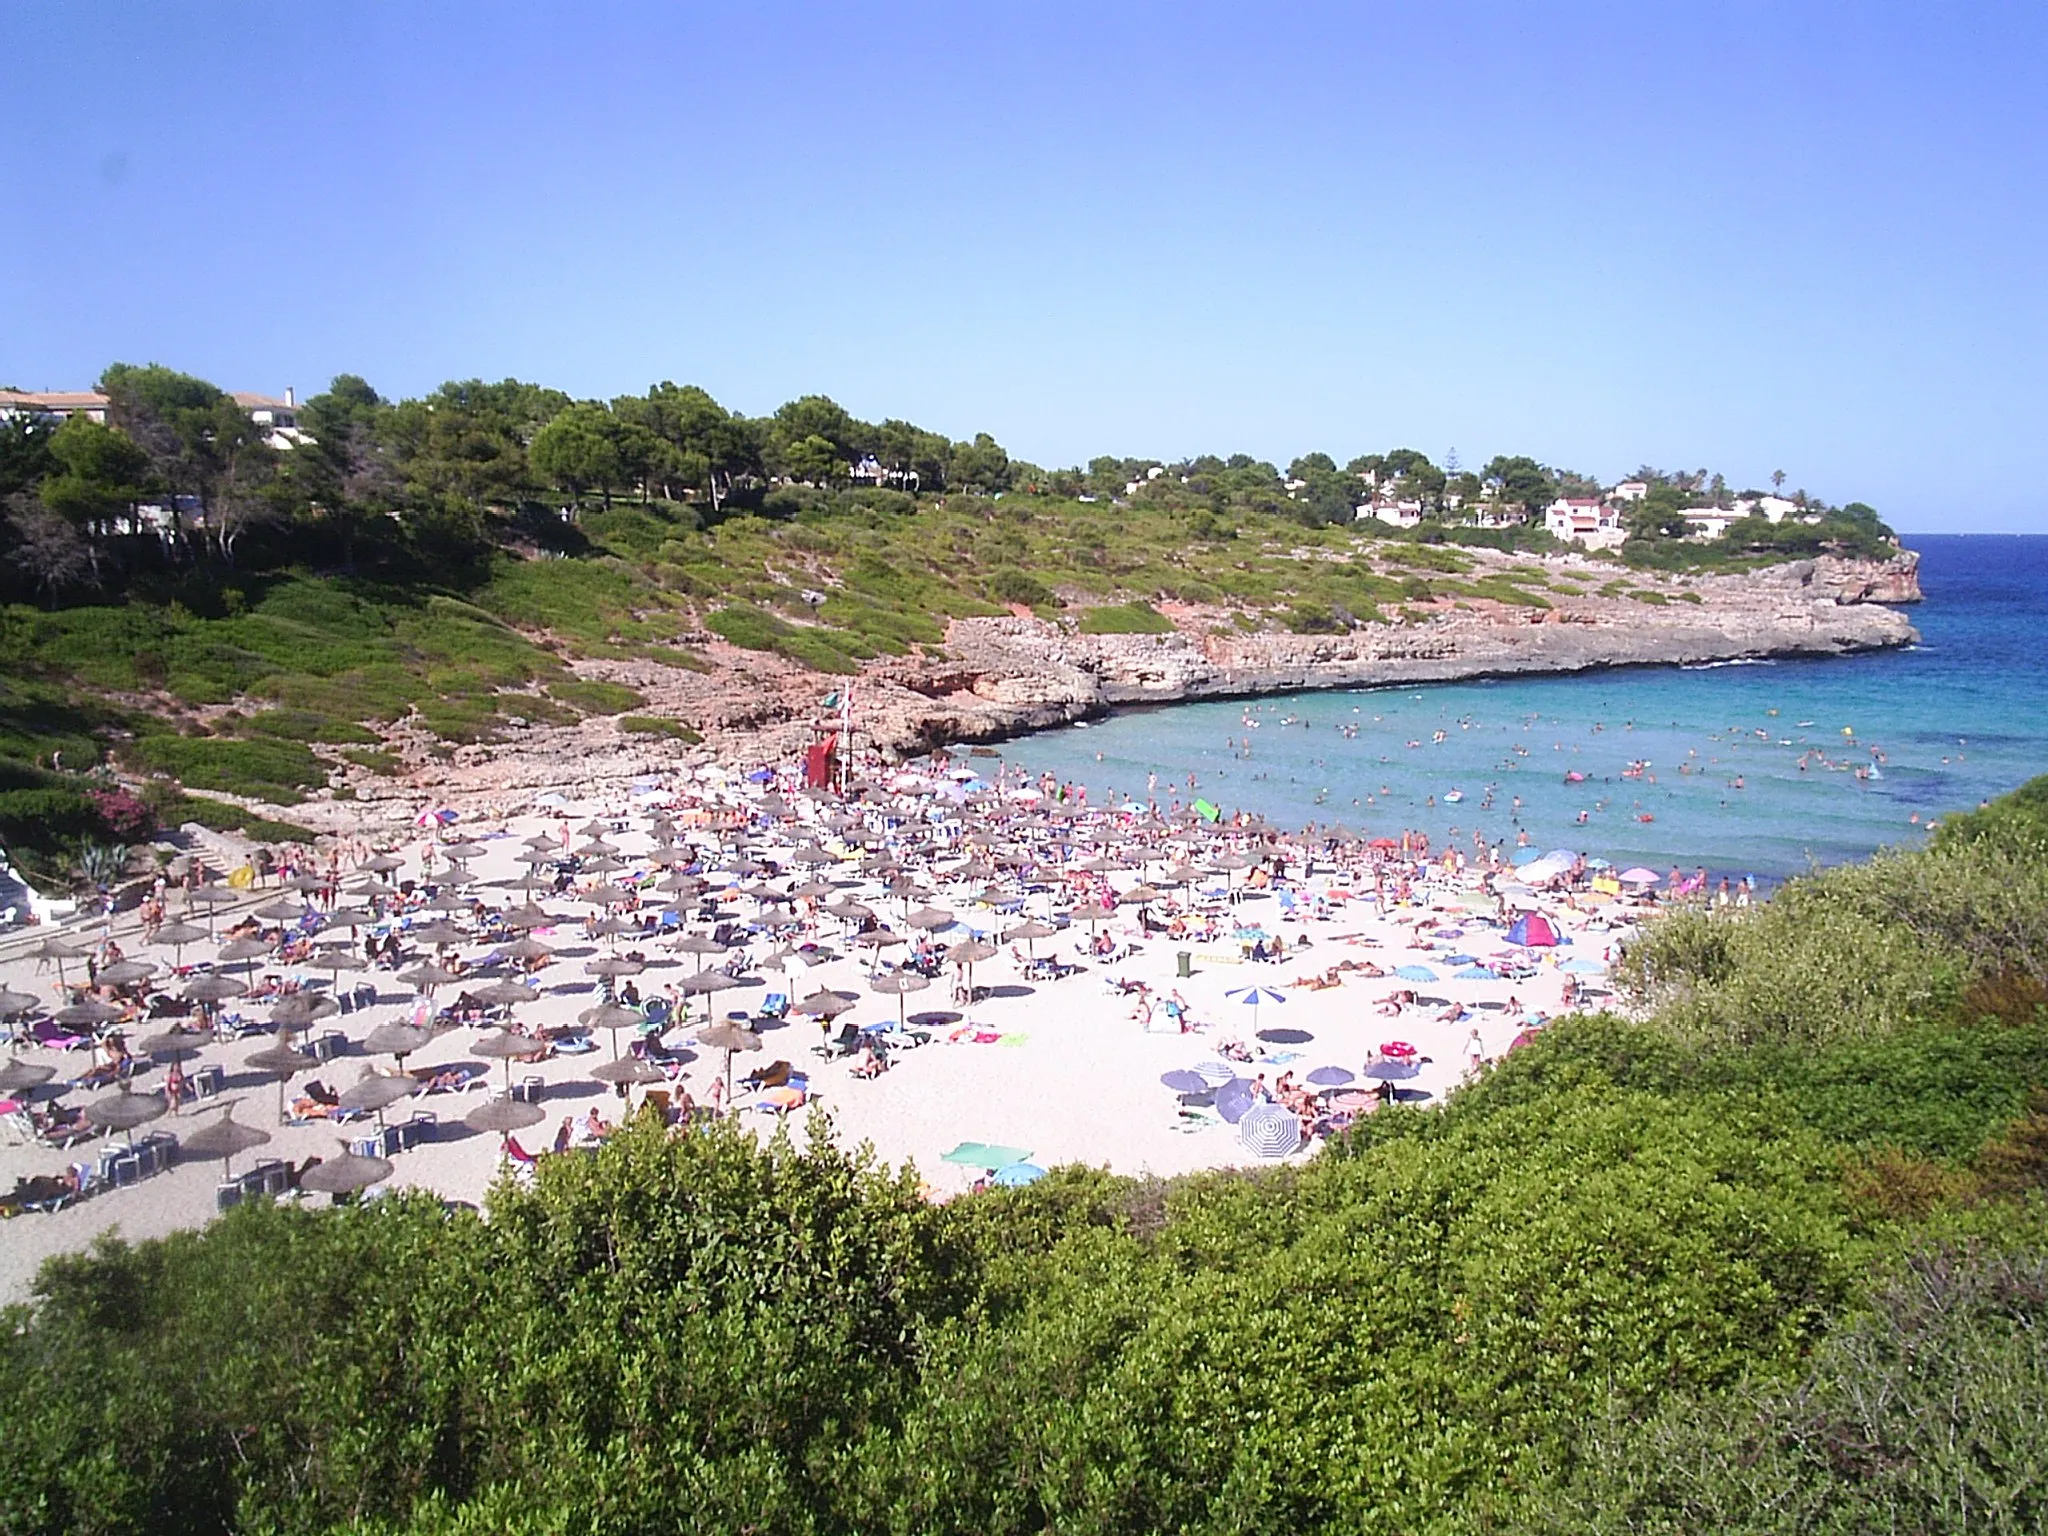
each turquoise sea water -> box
[1004,536,2048,881]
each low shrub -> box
[988,568,1054,608]
[618,715,703,743]
[546,679,648,715]
[1076,602,1174,635]
[0,786,102,851]
[126,734,326,804]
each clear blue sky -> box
[6,2,2045,530]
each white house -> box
[231,390,315,450]
[1609,479,1649,504]
[1358,499,1425,528]
[1544,497,1625,550]
[0,389,110,424]
[1679,507,1740,540]
[1736,495,1802,528]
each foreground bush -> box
[5,781,2048,1534]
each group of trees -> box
[0,367,1029,601]
[3,781,2046,1534]
[1051,448,1603,532]
[0,361,1899,606]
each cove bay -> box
[1010,535,2048,879]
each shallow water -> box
[1003,535,2048,881]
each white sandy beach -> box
[0,762,1642,1303]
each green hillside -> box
[0,364,1898,882]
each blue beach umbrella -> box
[1306,1065,1355,1087]
[1454,965,1496,980]
[1214,1078,1256,1124]
[1160,1069,1209,1094]
[1394,964,1439,982]
[1363,1059,1423,1081]
[1225,985,1288,1032]
[993,1162,1047,1187]
[1191,1060,1238,1087]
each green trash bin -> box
[1177,951,1192,979]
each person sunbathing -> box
[75,1034,133,1089]
[418,1066,472,1093]
[34,1103,90,1140]
[4,1167,82,1212]
[1287,967,1344,991]
[289,1080,343,1119]
[581,1106,615,1142]
[852,1043,886,1079]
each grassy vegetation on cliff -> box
[3,779,2043,1536]
[0,364,1901,874]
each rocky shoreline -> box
[291,549,1921,834]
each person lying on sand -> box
[289,1080,343,1119]
[1285,967,1345,990]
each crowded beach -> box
[0,751,1656,1300]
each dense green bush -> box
[127,733,326,804]
[0,785,104,850]
[1544,1231,2048,1534]
[987,567,1055,608]
[7,772,2048,1534]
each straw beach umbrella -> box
[298,1145,393,1201]
[85,1088,168,1137]
[697,1021,761,1103]
[464,1096,546,1137]
[338,1072,419,1127]
[869,970,930,1028]
[149,921,210,962]
[0,1060,57,1094]
[180,1109,271,1177]
[247,1036,318,1123]
[590,1055,665,1087]
[471,1028,542,1090]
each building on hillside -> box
[0,389,110,424]
[231,389,315,450]
[0,387,313,448]
[1609,479,1649,503]
[1543,497,1625,550]
[1678,507,1740,540]
[1467,503,1527,529]
[1357,499,1425,528]
[1729,493,1800,523]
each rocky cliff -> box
[308,550,1921,829]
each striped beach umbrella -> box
[1238,1103,1302,1158]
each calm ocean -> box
[1003,535,2048,881]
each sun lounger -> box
[30,1021,89,1051]
[37,1114,99,1150]
[813,1021,863,1060]
[878,1027,929,1052]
